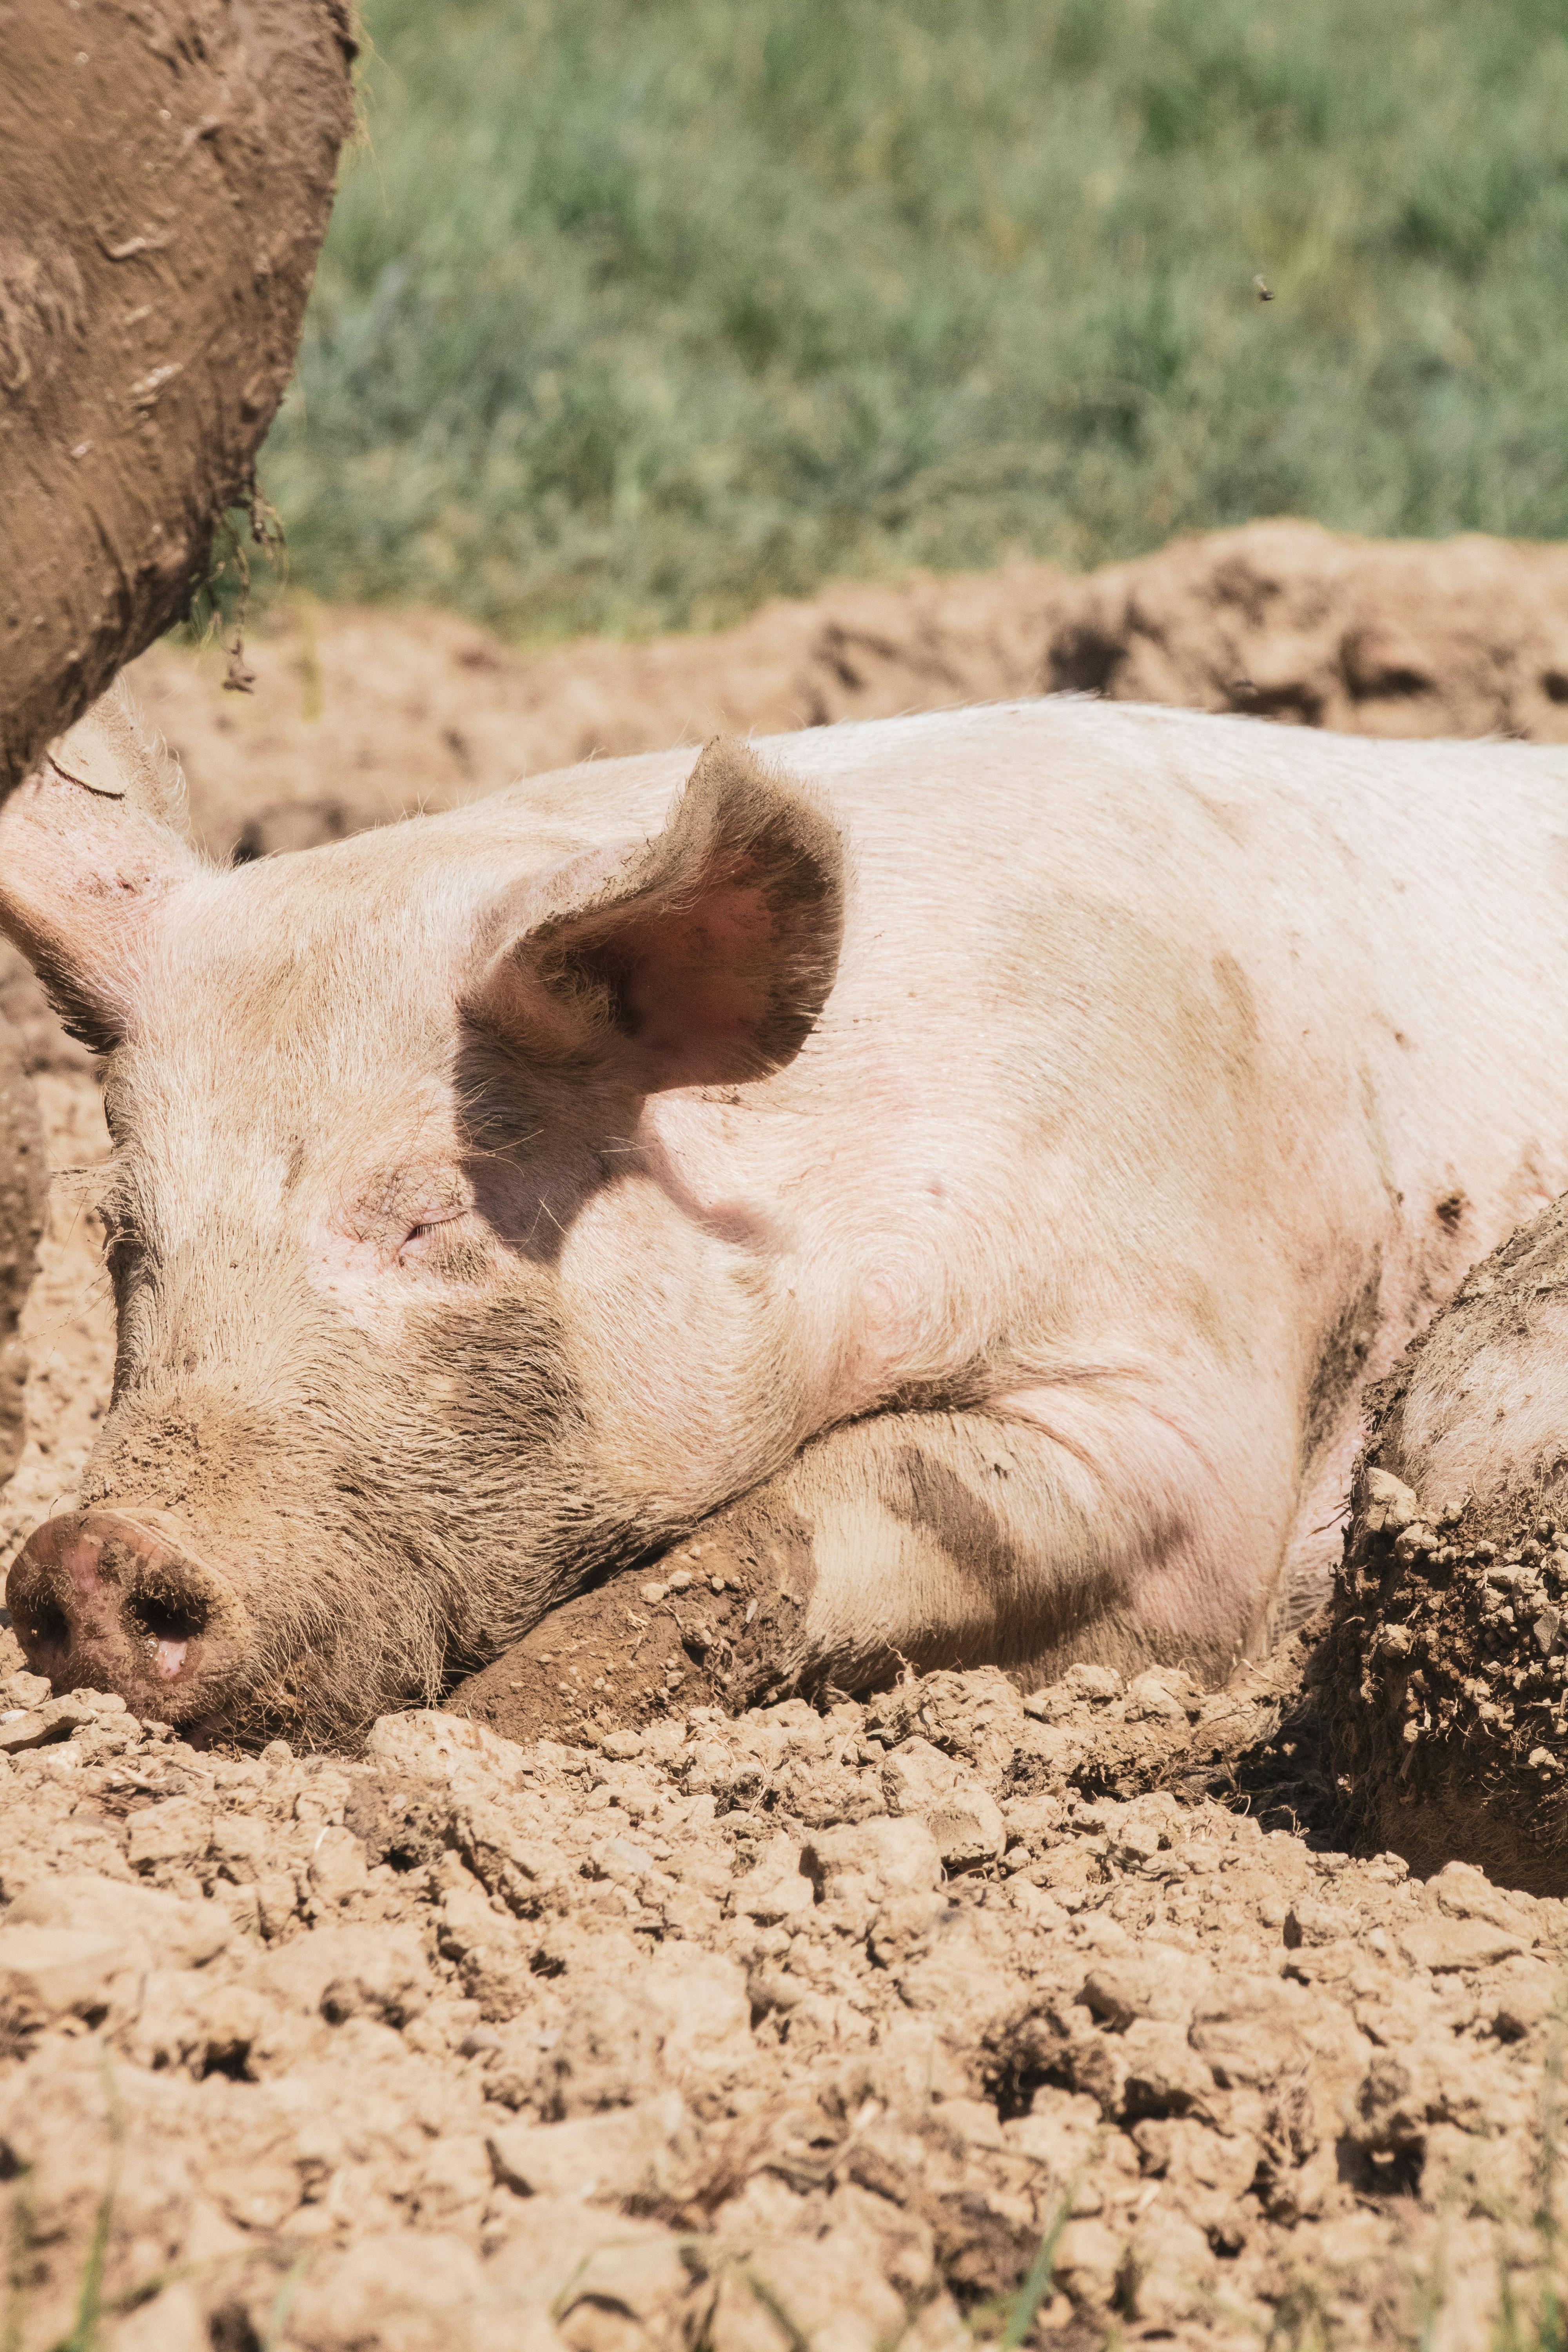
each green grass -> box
[256,0,1568,642]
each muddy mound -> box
[1323,1192,1568,1894]
[129,520,1568,863]
[128,566,1066,859]
[1048,521,1568,739]
[0,1,352,788]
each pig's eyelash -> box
[397,1207,469,1257]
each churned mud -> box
[1324,1191,1568,1898]
[12,526,1568,2346]
[127,517,1568,864]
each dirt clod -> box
[1324,1187,1568,1893]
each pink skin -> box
[13,697,1568,1733]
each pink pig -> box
[6,684,1568,1743]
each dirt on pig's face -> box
[0,718,842,1743]
[62,986,629,1746]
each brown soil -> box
[5,1620,1568,2352]
[129,518,1568,863]
[0,996,45,1498]
[14,523,1568,2345]
[0,1,353,791]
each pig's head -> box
[0,689,842,1744]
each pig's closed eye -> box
[397,1208,467,1263]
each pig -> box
[9,682,1568,1746]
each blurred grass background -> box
[256,0,1568,642]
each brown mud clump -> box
[1322,1192,1568,1894]
[0,0,354,790]
[0,989,44,1491]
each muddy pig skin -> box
[10,686,1568,1743]
[1325,1189,1568,1891]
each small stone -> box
[308,1826,370,1904]
[1123,1670,1187,1720]
[1051,2218,1123,2308]
[600,1728,644,1760]
[255,1875,300,1940]
[666,1569,694,1592]
[0,1926,124,2027]
[733,1833,815,1922]
[38,1691,99,1733]
[126,1797,214,1871]
[1399,1916,1524,1972]
[803,1817,943,1907]
[364,1709,527,1788]
[927,1787,1007,1866]
[0,1713,49,1755]
[1285,1898,1357,1947]
[1060,1662,1123,1703]
[1111,1817,1163,1866]
[487,2094,690,2201]
[1363,1468,1419,1536]
[639,1583,668,1605]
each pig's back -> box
[471,697,1568,1189]
[481,696,1568,951]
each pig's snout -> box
[7,1509,251,1726]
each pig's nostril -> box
[20,1599,69,1656]
[126,1590,207,1679]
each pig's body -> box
[9,692,1568,1740]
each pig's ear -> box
[471,737,844,1091]
[0,682,200,1051]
